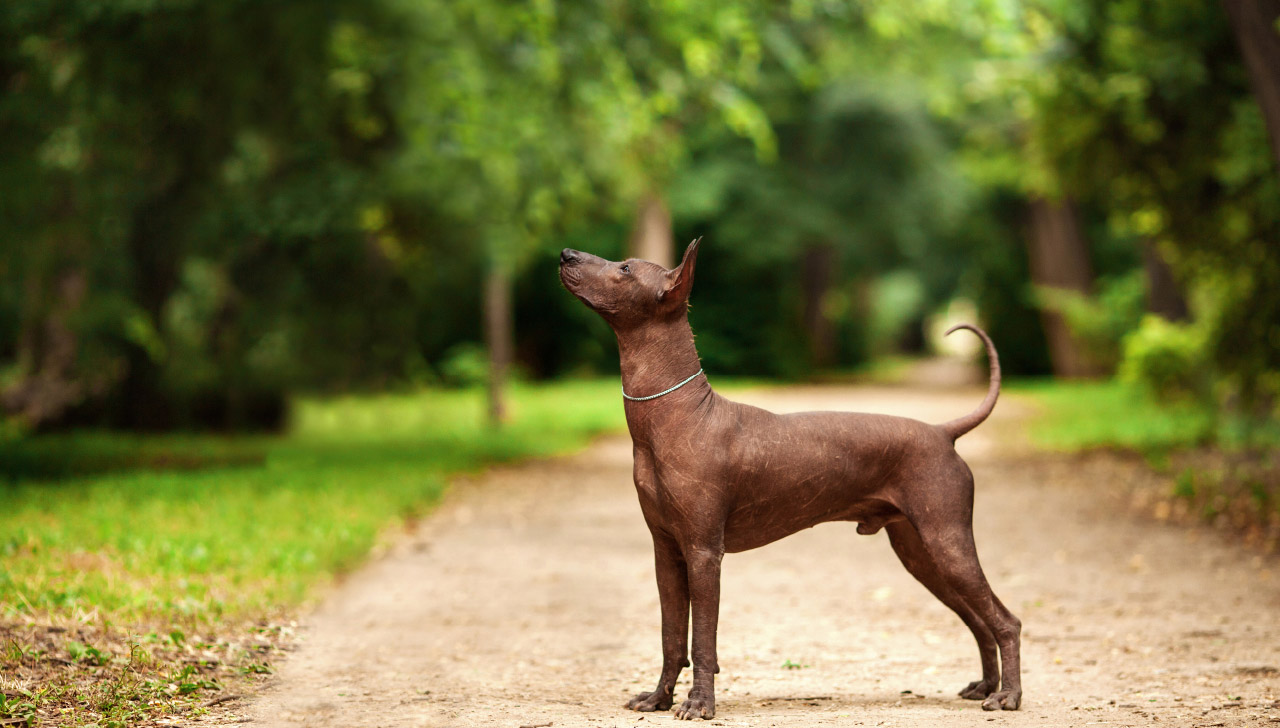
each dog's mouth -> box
[558,264,593,307]
[558,264,617,316]
[558,263,582,291]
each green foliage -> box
[1119,315,1211,401]
[0,0,420,428]
[386,0,788,296]
[868,271,929,355]
[671,84,972,374]
[1,0,1277,429]
[0,690,36,726]
[849,0,1280,405]
[0,379,625,623]
[962,193,1054,376]
[1005,0,1280,412]
[3,0,908,425]
[685,247,812,378]
[437,343,492,388]
[1037,271,1146,372]
[67,641,108,666]
[1173,468,1197,499]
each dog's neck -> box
[613,314,707,404]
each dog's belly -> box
[721,489,903,552]
[715,412,921,552]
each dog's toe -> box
[626,690,673,712]
[980,689,1021,711]
[673,697,714,720]
[959,679,996,700]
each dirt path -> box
[232,385,1280,728]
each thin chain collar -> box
[621,368,705,402]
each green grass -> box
[1010,377,1280,557]
[1007,378,1216,455]
[0,379,626,625]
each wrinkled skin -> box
[559,240,1022,719]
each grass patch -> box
[1,378,627,725]
[1,379,625,625]
[0,433,266,481]
[0,621,290,728]
[1007,378,1215,455]
[1010,377,1280,552]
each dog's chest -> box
[629,441,708,514]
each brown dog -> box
[559,239,1021,719]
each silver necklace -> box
[621,368,705,402]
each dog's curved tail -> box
[937,323,1001,441]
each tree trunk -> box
[1223,0,1280,173]
[629,193,674,268]
[801,243,837,369]
[484,260,513,427]
[1142,240,1189,321]
[2,269,88,428]
[1026,196,1101,378]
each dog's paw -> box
[673,696,715,720]
[958,679,997,700]
[626,690,674,712]
[980,689,1021,711]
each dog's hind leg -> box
[909,516,1022,711]
[627,533,690,712]
[885,521,999,700]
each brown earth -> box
[219,384,1280,728]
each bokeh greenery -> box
[3,0,1273,434]
[0,380,626,624]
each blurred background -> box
[2,0,1276,435]
[3,3,1280,723]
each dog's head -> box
[559,238,701,329]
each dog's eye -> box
[620,264,631,275]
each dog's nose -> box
[560,248,578,264]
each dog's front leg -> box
[674,544,721,720]
[627,534,689,712]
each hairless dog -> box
[558,238,1021,720]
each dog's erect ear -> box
[660,237,701,302]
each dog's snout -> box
[560,248,578,265]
